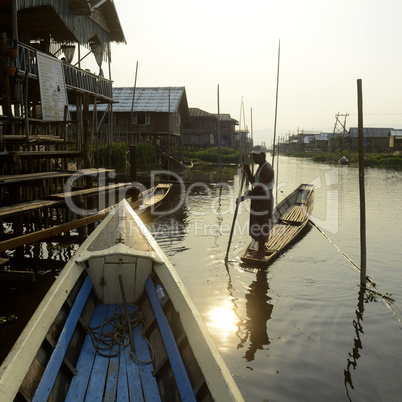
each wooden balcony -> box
[15,43,114,103]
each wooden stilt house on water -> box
[88,86,191,166]
[0,2,130,269]
[0,0,126,174]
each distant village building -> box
[282,127,396,153]
[216,114,238,148]
[348,127,393,153]
[182,108,238,148]
[91,87,190,159]
[389,129,402,151]
[183,108,217,147]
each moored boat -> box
[0,200,243,401]
[241,184,315,267]
[131,183,172,215]
[164,156,193,180]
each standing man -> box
[237,145,275,259]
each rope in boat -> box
[84,304,155,364]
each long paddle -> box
[225,170,246,262]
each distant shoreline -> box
[283,151,402,169]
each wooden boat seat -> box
[279,205,308,225]
[32,274,195,401]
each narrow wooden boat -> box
[0,200,243,401]
[164,157,193,180]
[241,183,315,267]
[131,183,172,215]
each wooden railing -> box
[15,42,113,101]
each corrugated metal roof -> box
[315,133,329,141]
[189,108,215,117]
[94,87,186,113]
[349,127,394,138]
[389,129,402,136]
[214,114,238,124]
[16,0,125,45]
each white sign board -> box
[37,53,68,121]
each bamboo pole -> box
[225,171,246,262]
[271,39,281,167]
[357,79,367,287]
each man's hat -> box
[250,144,268,154]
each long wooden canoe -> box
[0,199,243,401]
[131,183,172,215]
[241,183,315,267]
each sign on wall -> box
[37,53,68,121]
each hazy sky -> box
[85,0,402,146]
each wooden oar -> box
[225,171,246,262]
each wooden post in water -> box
[217,84,222,187]
[357,79,367,286]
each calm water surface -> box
[146,156,402,402]
[1,157,401,401]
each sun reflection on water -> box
[206,305,239,349]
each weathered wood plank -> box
[32,276,93,402]
[124,335,144,402]
[132,324,161,401]
[116,341,130,401]
[0,200,62,218]
[65,304,109,401]
[0,208,110,253]
[85,305,117,400]
[0,269,35,282]
[46,182,131,200]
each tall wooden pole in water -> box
[217,84,222,187]
[357,79,367,286]
[271,39,281,166]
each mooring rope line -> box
[308,218,402,327]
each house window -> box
[176,114,181,126]
[133,112,150,125]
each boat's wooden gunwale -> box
[0,200,243,402]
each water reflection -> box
[240,269,273,362]
[225,263,274,362]
[344,288,365,401]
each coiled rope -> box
[84,303,155,364]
